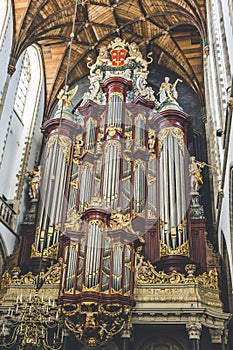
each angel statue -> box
[158,77,182,103]
[57,84,79,110]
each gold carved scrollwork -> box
[160,240,190,257]
[73,134,84,163]
[47,134,72,162]
[158,127,184,158]
[65,210,83,232]
[30,243,42,258]
[1,259,62,287]
[30,243,59,260]
[104,139,121,153]
[109,92,124,101]
[61,301,131,347]
[88,219,104,227]
[135,252,219,289]
[109,209,136,234]
[147,174,156,185]
[133,159,145,171]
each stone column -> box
[186,323,202,350]
[121,328,131,350]
[209,328,224,350]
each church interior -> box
[0,1,233,349]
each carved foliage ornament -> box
[160,240,190,257]
[158,127,184,158]
[30,242,59,260]
[61,302,132,347]
[46,134,72,162]
[1,259,62,289]
[135,253,219,289]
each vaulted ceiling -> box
[12,0,206,116]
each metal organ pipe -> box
[164,137,170,246]
[179,145,187,243]
[107,95,123,127]
[85,223,102,288]
[103,143,120,209]
[158,127,188,250]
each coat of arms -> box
[110,48,127,67]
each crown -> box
[108,37,128,50]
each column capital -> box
[186,322,202,339]
[209,327,224,344]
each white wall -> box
[205,0,233,289]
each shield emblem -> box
[110,48,127,67]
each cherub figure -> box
[57,85,79,110]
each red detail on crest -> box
[110,49,127,67]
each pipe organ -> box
[22,38,209,346]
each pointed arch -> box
[0,0,11,49]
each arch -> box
[0,43,44,202]
[0,0,11,49]
[137,335,189,350]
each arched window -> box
[0,0,13,100]
[2,45,45,200]
[13,51,31,121]
[0,0,10,49]
[0,44,44,257]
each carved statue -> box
[148,130,156,152]
[82,69,103,105]
[189,156,205,193]
[134,71,157,102]
[74,135,84,158]
[128,42,153,71]
[158,77,182,103]
[28,166,41,200]
[110,208,133,232]
[65,210,83,232]
[57,84,79,110]
[87,46,110,77]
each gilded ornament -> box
[30,243,42,258]
[109,92,124,100]
[104,139,121,153]
[31,243,59,259]
[65,210,83,232]
[227,97,233,110]
[189,156,217,193]
[61,301,131,347]
[160,240,190,257]
[28,166,41,200]
[158,127,184,158]
[57,84,79,110]
[135,252,219,290]
[88,219,103,227]
[1,270,11,289]
[148,130,156,153]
